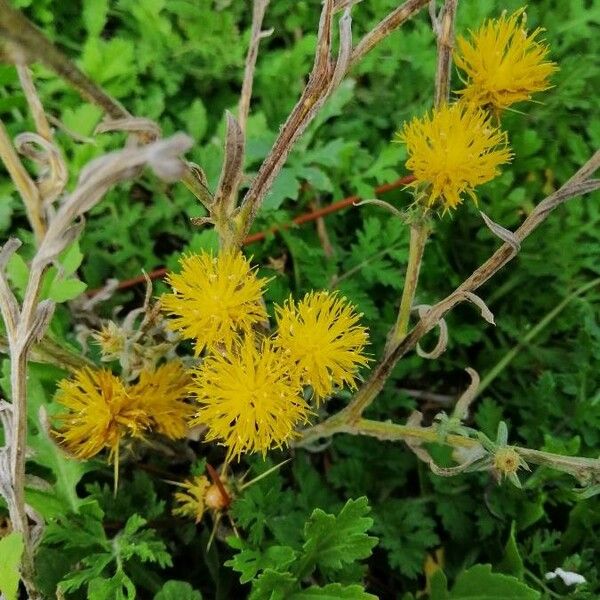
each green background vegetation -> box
[1,0,600,598]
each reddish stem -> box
[87,174,415,295]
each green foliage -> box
[0,0,599,598]
[227,498,377,598]
[429,564,540,600]
[42,501,171,598]
[0,532,24,600]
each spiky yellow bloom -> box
[190,336,310,459]
[275,291,370,401]
[455,8,557,112]
[173,475,211,523]
[397,103,512,210]
[129,361,194,440]
[161,251,269,355]
[54,368,150,461]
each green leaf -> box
[82,0,109,36]
[0,532,24,600]
[264,167,301,211]
[374,500,439,579]
[448,565,540,599]
[60,242,85,277]
[250,569,297,600]
[288,583,377,599]
[61,104,103,137]
[498,522,525,580]
[154,580,203,600]
[226,541,296,584]
[87,571,136,600]
[6,252,29,296]
[183,99,208,142]
[47,277,88,303]
[302,497,377,575]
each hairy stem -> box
[391,221,429,343]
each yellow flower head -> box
[455,8,557,112]
[161,250,269,355]
[129,361,194,440]
[190,336,311,459]
[275,291,370,401]
[397,102,512,210]
[53,368,150,461]
[173,475,210,523]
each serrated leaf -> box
[0,532,24,600]
[82,0,109,36]
[250,569,297,600]
[264,167,301,211]
[226,543,296,584]
[302,497,377,575]
[374,500,439,579]
[448,565,540,599]
[154,580,203,600]
[288,583,377,599]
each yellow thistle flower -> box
[129,361,194,440]
[190,336,311,459]
[275,291,370,401]
[173,475,211,523]
[53,368,150,461]
[397,103,512,210]
[161,250,269,355]
[455,8,557,112]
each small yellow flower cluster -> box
[53,361,193,462]
[161,251,369,460]
[397,8,557,213]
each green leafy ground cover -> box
[1,0,600,598]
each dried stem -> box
[0,0,129,120]
[350,0,430,68]
[16,64,53,141]
[235,0,430,241]
[0,134,192,593]
[239,0,271,138]
[432,0,458,106]
[0,120,46,242]
[298,151,600,442]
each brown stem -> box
[350,0,430,68]
[0,119,46,242]
[236,0,429,240]
[432,0,459,107]
[0,0,129,120]
[239,0,270,138]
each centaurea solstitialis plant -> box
[0,1,599,595]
